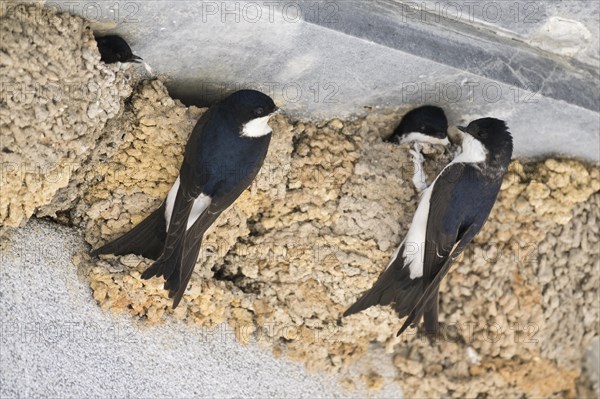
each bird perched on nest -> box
[92,90,280,308]
[386,105,450,192]
[386,105,449,147]
[94,34,143,64]
[344,118,513,338]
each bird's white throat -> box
[400,132,450,146]
[242,115,273,138]
[453,132,487,164]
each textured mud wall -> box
[0,4,132,232]
[3,5,599,398]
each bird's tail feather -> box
[169,234,205,308]
[140,239,184,302]
[142,210,221,309]
[170,211,221,308]
[423,290,440,333]
[140,250,178,281]
[91,204,167,260]
[343,249,424,320]
[396,231,474,336]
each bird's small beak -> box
[131,54,143,63]
[457,126,467,133]
[272,106,282,115]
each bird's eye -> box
[479,131,488,139]
[253,107,264,117]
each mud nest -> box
[3,4,599,398]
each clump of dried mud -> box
[4,4,599,398]
[0,3,132,233]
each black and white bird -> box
[386,105,449,147]
[386,106,450,192]
[94,34,143,64]
[92,90,279,308]
[344,118,513,337]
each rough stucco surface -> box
[2,5,600,398]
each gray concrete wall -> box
[0,220,403,398]
[35,0,599,161]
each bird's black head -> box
[387,105,448,144]
[458,118,513,164]
[221,90,279,137]
[95,35,142,64]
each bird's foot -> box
[409,143,428,192]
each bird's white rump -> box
[164,177,212,231]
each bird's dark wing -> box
[164,171,267,308]
[168,210,222,308]
[167,131,272,307]
[143,108,272,308]
[159,108,222,253]
[343,164,467,319]
[418,164,467,331]
[398,163,502,335]
[397,224,478,336]
[187,114,272,209]
[141,184,193,276]
[162,165,270,307]
[140,110,218,288]
[94,107,218,265]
